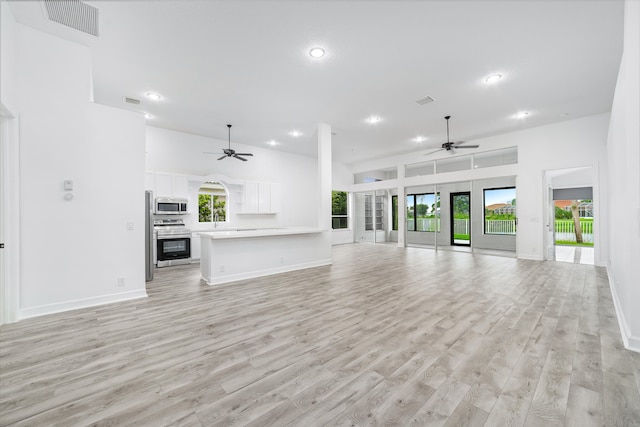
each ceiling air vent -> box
[43,0,99,37]
[123,97,141,105]
[415,95,436,106]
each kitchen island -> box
[198,228,331,285]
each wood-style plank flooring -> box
[1,244,639,426]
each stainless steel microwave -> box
[155,197,189,215]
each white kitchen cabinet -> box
[148,173,189,199]
[191,235,200,261]
[172,175,189,199]
[242,181,281,214]
[244,181,259,213]
[258,182,271,213]
[155,174,174,197]
[270,183,281,213]
[144,173,155,192]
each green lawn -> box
[555,241,594,247]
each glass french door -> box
[451,192,470,246]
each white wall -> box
[145,126,319,230]
[510,115,608,263]
[606,0,640,352]
[1,1,20,324]
[471,177,517,251]
[1,1,18,112]
[14,23,147,319]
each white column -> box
[317,123,333,262]
[397,164,406,247]
[317,123,332,231]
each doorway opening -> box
[553,195,594,265]
[354,190,388,244]
[451,192,470,246]
[544,167,596,265]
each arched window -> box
[198,181,227,223]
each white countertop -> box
[198,227,325,240]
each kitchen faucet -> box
[214,212,219,228]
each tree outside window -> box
[392,195,398,231]
[406,193,439,232]
[332,191,348,229]
[198,182,227,223]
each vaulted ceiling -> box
[8,0,624,164]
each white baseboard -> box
[517,252,544,261]
[203,259,333,285]
[606,264,640,353]
[18,289,148,320]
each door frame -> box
[0,103,19,324]
[450,191,471,246]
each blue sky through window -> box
[484,188,516,206]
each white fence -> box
[454,219,469,235]
[405,218,593,242]
[485,220,516,235]
[555,220,594,243]
[408,218,515,235]
[407,218,440,232]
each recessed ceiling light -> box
[289,130,302,137]
[144,113,153,119]
[413,136,427,143]
[267,140,279,146]
[485,73,503,84]
[367,116,381,124]
[514,111,529,119]
[146,92,162,101]
[309,47,325,58]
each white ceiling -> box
[8,0,624,165]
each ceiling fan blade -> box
[234,155,248,161]
[454,145,479,149]
[424,148,444,156]
[234,153,253,156]
[217,155,227,160]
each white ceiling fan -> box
[425,116,479,156]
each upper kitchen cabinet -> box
[145,172,189,199]
[242,181,281,214]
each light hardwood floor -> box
[1,244,639,426]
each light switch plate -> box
[64,180,73,191]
